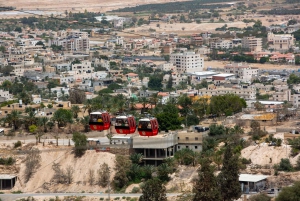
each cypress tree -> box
[218,144,241,201]
[193,158,221,201]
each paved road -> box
[0,193,180,201]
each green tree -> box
[52,108,73,127]
[14,27,22,33]
[71,105,80,118]
[0,45,6,53]
[139,178,167,201]
[218,144,241,201]
[5,110,22,130]
[37,117,49,132]
[72,132,87,157]
[276,181,300,201]
[259,57,267,64]
[130,153,143,164]
[80,116,90,132]
[157,163,172,181]
[0,65,14,76]
[178,94,192,127]
[148,76,163,91]
[68,89,86,104]
[193,158,222,201]
[156,103,182,131]
[166,74,173,90]
[276,158,293,172]
[113,155,131,190]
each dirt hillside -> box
[13,144,116,193]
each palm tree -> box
[5,110,22,130]
[38,117,49,132]
[83,99,93,115]
[130,153,143,164]
[139,97,149,114]
[24,107,37,130]
[80,116,90,132]
[71,105,80,118]
[128,97,137,111]
[149,93,159,109]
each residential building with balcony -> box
[170,52,204,73]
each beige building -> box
[177,131,204,152]
[242,37,262,52]
[198,86,256,100]
[224,63,258,83]
[267,33,295,52]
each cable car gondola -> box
[138,117,159,137]
[115,115,136,134]
[89,111,111,131]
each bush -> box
[131,187,140,193]
[276,158,293,172]
[14,141,22,148]
[0,157,15,165]
[241,158,251,165]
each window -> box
[195,137,198,140]
[185,137,189,140]
[178,137,180,140]
[195,146,198,149]
[178,146,180,149]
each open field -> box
[0,0,190,13]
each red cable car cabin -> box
[138,118,159,137]
[115,115,136,134]
[89,112,111,131]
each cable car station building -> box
[133,132,178,166]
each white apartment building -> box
[0,89,13,100]
[198,87,256,100]
[242,37,262,52]
[210,39,233,49]
[50,37,90,52]
[224,63,258,83]
[51,87,69,97]
[67,30,89,38]
[72,61,93,73]
[158,63,176,72]
[267,32,295,52]
[170,52,204,73]
[32,95,42,104]
[56,63,71,71]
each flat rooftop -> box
[0,174,17,180]
[239,174,268,183]
[213,73,235,77]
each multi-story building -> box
[198,87,256,100]
[224,63,258,83]
[272,89,291,102]
[71,61,93,73]
[267,33,295,52]
[157,62,176,72]
[50,37,90,52]
[242,36,262,52]
[190,34,203,46]
[170,52,204,73]
[211,39,233,49]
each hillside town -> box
[2,0,300,201]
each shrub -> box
[276,158,293,172]
[241,158,251,165]
[249,193,271,201]
[131,187,140,193]
[0,157,15,165]
[14,141,22,148]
